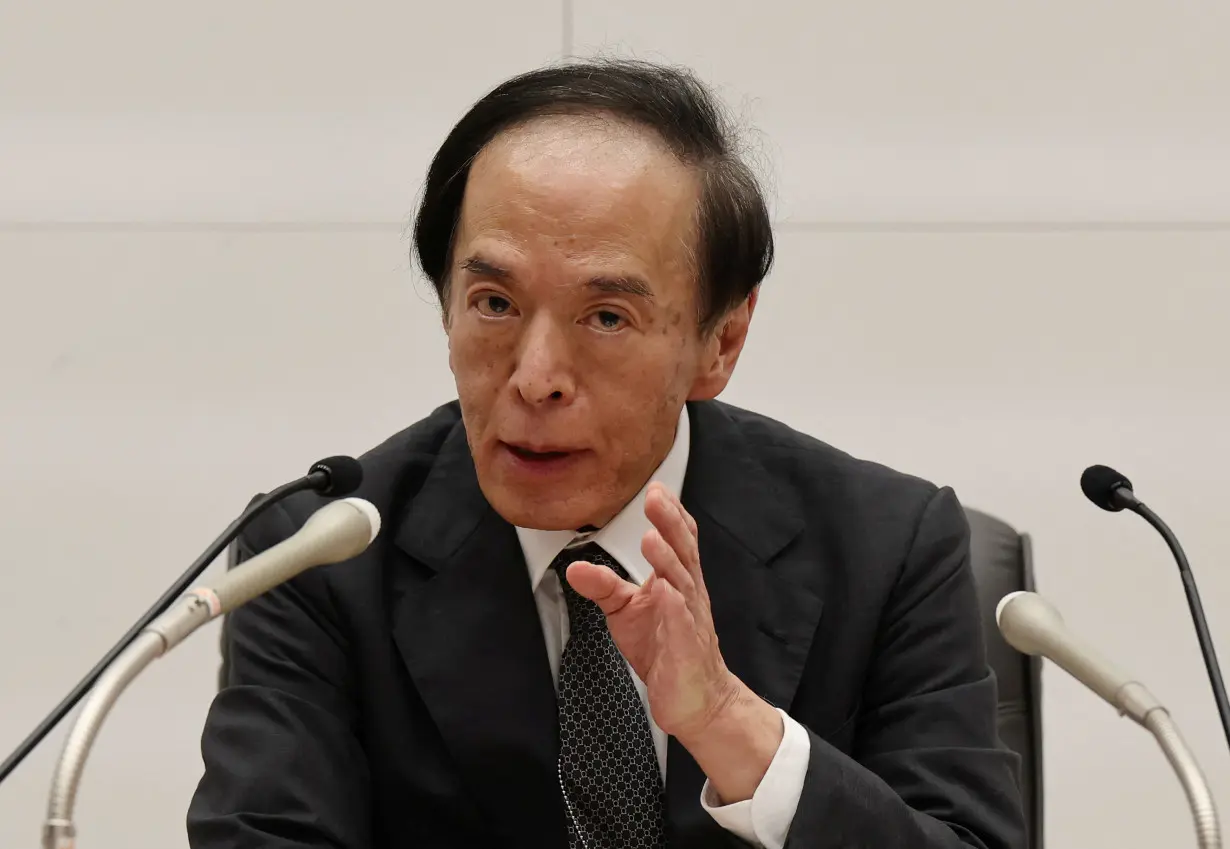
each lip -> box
[503,441,581,454]
[497,442,587,476]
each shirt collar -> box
[515,404,691,592]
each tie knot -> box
[549,543,631,618]
[550,542,628,584]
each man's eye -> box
[477,296,513,316]
[592,310,625,331]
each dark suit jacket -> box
[188,399,1026,849]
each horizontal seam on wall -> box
[7,220,1230,233]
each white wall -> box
[2,3,1228,848]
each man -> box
[188,60,1026,849]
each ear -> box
[687,288,759,401]
[439,280,455,334]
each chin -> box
[491,500,591,531]
[481,481,600,531]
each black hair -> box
[412,58,774,332]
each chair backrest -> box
[964,507,1044,849]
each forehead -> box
[455,115,701,272]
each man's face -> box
[444,115,752,530]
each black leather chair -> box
[965,507,1044,849]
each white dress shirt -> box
[514,405,811,849]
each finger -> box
[647,485,716,635]
[645,485,696,569]
[656,576,695,638]
[649,575,686,645]
[652,579,713,713]
[654,481,699,539]
[645,484,702,584]
[564,561,638,615]
[677,497,699,541]
[661,487,710,603]
[641,525,696,599]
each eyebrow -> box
[458,255,653,300]
[458,256,511,279]
[586,275,654,300]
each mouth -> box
[499,442,583,473]
[503,443,574,460]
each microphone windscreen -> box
[308,456,364,496]
[1081,464,1133,512]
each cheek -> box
[620,334,692,389]
[448,327,508,419]
[588,337,693,428]
[657,334,698,392]
[451,330,504,436]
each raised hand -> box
[562,481,737,739]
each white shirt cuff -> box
[699,708,811,849]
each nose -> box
[512,314,576,405]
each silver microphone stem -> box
[1143,706,1222,849]
[42,595,214,849]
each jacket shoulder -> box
[713,401,942,509]
[243,401,464,550]
[706,401,970,618]
[350,401,464,498]
[706,401,961,567]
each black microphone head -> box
[307,455,363,496]
[1081,464,1134,512]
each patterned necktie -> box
[551,542,668,849]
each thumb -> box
[563,561,637,614]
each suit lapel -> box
[666,401,826,845]
[389,421,566,849]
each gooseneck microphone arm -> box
[1080,464,1230,753]
[1146,709,1223,849]
[0,456,361,786]
[43,630,170,849]
[998,591,1221,849]
[1132,498,1230,752]
[42,497,380,849]
[0,479,302,786]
